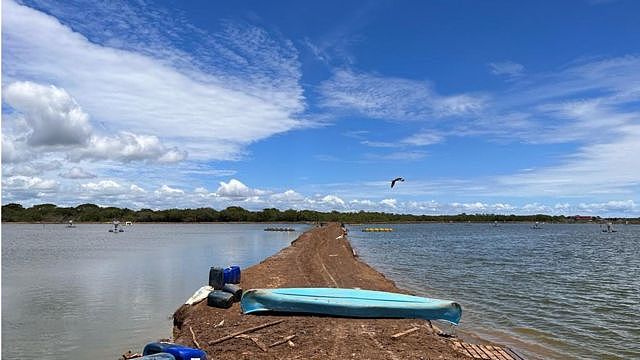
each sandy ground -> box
[172,223,472,359]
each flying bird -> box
[390,177,405,188]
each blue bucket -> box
[143,342,174,356]
[165,345,207,360]
[223,267,233,284]
[230,265,241,283]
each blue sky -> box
[2,0,640,216]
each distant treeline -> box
[1,203,635,223]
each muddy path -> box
[172,223,472,359]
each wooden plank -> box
[500,347,518,360]
[485,345,508,360]
[452,341,473,357]
[461,342,484,359]
[457,342,476,358]
[505,347,526,360]
[484,345,508,360]
[477,345,500,360]
[469,344,491,360]
[488,345,513,360]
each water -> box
[348,223,640,360]
[1,223,306,360]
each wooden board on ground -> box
[452,340,525,360]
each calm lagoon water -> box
[348,223,640,360]
[3,223,639,360]
[2,223,306,360]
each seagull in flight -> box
[390,177,405,188]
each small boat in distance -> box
[125,221,133,226]
[108,220,125,233]
[531,221,543,229]
[66,220,76,228]
[600,222,617,233]
[362,228,393,232]
[264,227,295,232]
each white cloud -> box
[2,134,33,163]
[350,199,375,207]
[3,176,58,191]
[158,149,188,163]
[154,185,185,197]
[270,190,304,202]
[3,81,187,163]
[496,125,640,196]
[377,151,427,161]
[489,61,524,77]
[578,200,636,213]
[3,0,306,162]
[320,195,346,207]
[3,82,92,146]
[380,198,397,208]
[216,179,265,199]
[319,69,484,121]
[4,161,62,177]
[130,184,147,193]
[194,187,210,195]
[360,131,443,149]
[401,132,443,146]
[451,202,487,212]
[360,140,400,148]
[60,167,96,179]
[2,175,59,202]
[81,180,123,194]
[72,132,187,163]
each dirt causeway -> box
[173,223,472,359]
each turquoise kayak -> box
[241,288,462,325]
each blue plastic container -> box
[143,342,174,356]
[165,345,207,360]
[139,353,176,360]
[223,267,233,284]
[230,265,241,283]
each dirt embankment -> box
[173,223,472,359]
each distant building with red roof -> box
[574,215,595,221]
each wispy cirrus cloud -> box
[360,131,443,148]
[488,61,525,77]
[2,0,307,163]
[2,0,311,205]
[329,55,640,200]
[319,69,486,121]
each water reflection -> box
[2,223,304,360]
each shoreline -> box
[3,220,626,224]
[169,223,487,359]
